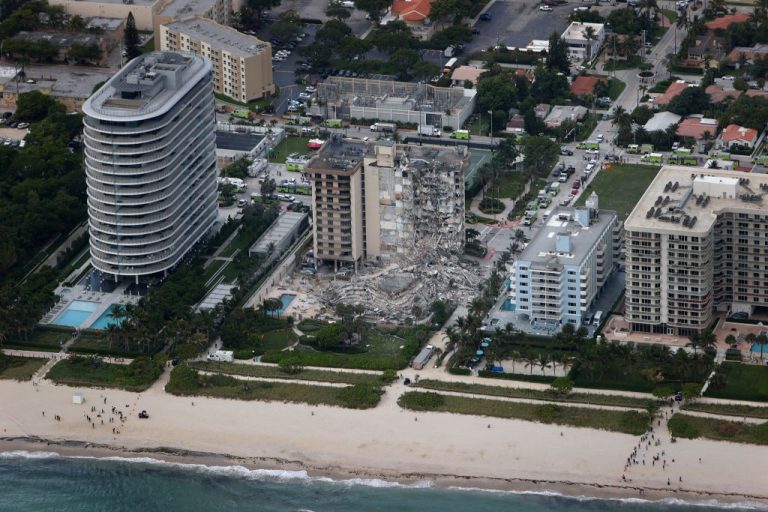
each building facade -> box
[306,137,467,271]
[624,166,768,336]
[82,51,218,282]
[508,195,620,329]
[561,22,605,62]
[159,17,274,102]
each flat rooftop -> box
[159,0,217,19]
[519,206,617,270]
[562,22,604,41]
[249,212,307,254]
[165,18,269,57]
[215,131,264,151]
[12,30,106,48]
[306,137,370,173]
[83,51,210,120]
[625,165,768,234]
[62,0,156,5]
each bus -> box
[442,57,458,74]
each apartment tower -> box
[83,51,218,282]
[625,166,768,336]
[159,17,275,102]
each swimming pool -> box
[273,294,296,316]
[52,300,99,328]
[751,343,768,355]
[89,305,122,330]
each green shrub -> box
[337,382,383,409]
[397,391,446,410]
[536,403,563,423]
[479,370,556,383]
[550,377,574,395]
[278,357,304,375]
[382,369,398,382]
[234,349,254,360]
[449,367,471,376]
[668,415,702,439]
[166,365,200,393]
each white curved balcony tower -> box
[82,51,218,282]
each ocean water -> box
[0,451,764,512]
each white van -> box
[592,311,603,326]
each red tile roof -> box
[704,13,750,32]
[569,76,607,96]
[705,84,741,104]
[653,81,690,106]
[722,123,758,144]
[675,117,718,140]
[392,0,434,21]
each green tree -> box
[476,74,517,113]
[124,12,141,60]
[550,377,574,395]
[521,135,560,177]
[354,0,390,23]
[369,21,418,53]
[530,65,570,102]
[315,322,344,350]
[546,32,570,74]
[582,25,597,62]
[15,90,65,121]
[326,2,352,20]
[429,0,472,26]
[67,43,101,63]
[667,86,711,116]
[245,0,282,22]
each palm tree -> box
[523,353,538,375]
[537,353,552,376]
[510,350,521,373]
[514,229,528,244]
[582,26,597,63]
[756,333,768,360]
[697,328,717,354]
[687,332,701,355]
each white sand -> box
[1,373,767,501]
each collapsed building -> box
[294,137,478,323]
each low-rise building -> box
[390,0,436,40]
[85,17,125,39]
[675,115,718,141]
[727,43,768,68]
[49,0,160,31]
[653,80,692,107]
[508,195,620,329]
[643,111,681,133]
[569,75,607,97]
[721,123,758,149]
[450,66,483,87]
[9,31,113,66]
[685,34,726,69]
[159,17,274,102]
[544,105,588,128]
[248,211,308,258]
[704,13,750,32]
[534,103,551,119]
[561,22,605,62]
[705,83,741,104]
[505,113,526,135]
[0,70,112,112]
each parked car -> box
[560,147,573,156]
[479,12,493,20]
[539,5,553,10]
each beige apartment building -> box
[624,166,768,336]
[159,17,274,102]
[306,137,467,271]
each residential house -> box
[704,13,750,32]
[544,105,588,128]
[721,123,759,149]
[726,43,768,68]
[675,115,718,141]
[450,66,483,87]
[390,0,436,40]
[685,33,726,68]
[653,80,692,107]
[569,75,607,97]
[643,111,681,132]
[561,22,605,62]
[534,103,551,119]
[604,34,639,61]
[505,113,526,135]
[705,84,740,104]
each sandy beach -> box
[1,373,767,505]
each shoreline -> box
[2,437,767,508]
[2,377,768,509]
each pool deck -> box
[41,279,140,330]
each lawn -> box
[669,414,768,445]
[604,56,642,72]
[0,355,47,381]
[297,319,329,334]
[574,114,599,142]
[259,329,298,352]
[202,259,226,283]
[607,77,626,100]
[682,402,768,419]
[261,327,429,371]
[704,363,768,402]
[4,327,70,352]
[166,366,383,409]
[190,361,385,385]
[46,356,164,392]
[485,172,529,200]
[270,136,313,164]
[68,332,144,357]
[220,229,256,258]
[398,391,650,435]
[574,164,661,220]
[661,8,678,24]
[414,379,654,409]
[465,115,491,137]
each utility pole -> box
[641,30,646,64]
[488,109,494,150]
[612,35,617,79]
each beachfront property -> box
[306,137,468,271]
[624,166,768,336]
[561,22,606,63]
[248,211,308,258]
[159,17,275,102]
[507,194,620,331]
[311,77,476,131]
[83,51,218,282]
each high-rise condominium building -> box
[306,137,467,271]
[625,166,768,336]
[83,51,218,282]
[159,17,274,102]
[508,194,620,329]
